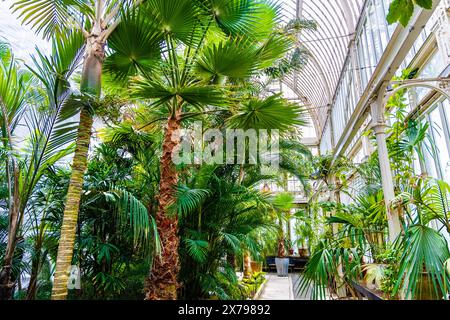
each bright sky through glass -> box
[0,0,50,62]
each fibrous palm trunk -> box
[51,34,103,300]
[145,112,181,300]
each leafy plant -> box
[387,0,433,27]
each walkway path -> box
[257,273,312,300]
[258,274,294,300]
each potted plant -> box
[272,192,295,277]
[298,247,310,258]
[294,212,313,258]
[275,237,289,277]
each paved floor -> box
[258,273,312,300]
[258,274,294,300]
[291,273,313,300]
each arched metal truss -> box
[370,77,450,127]
[383,78,450,105]
[279,0,366,136]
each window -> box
[414,50,446,103]
[418,100,450,182]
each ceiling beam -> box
[333,1,440,159]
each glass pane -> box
[430,107,450,182]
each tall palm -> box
[0,48,31,299]
[10,0,147,300]
[103,0,291,299]
[0,33,81,299]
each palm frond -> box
[11,0,91,38]
[195,37,260,83]
[227,94,306,131]
[172,185,210,217]
[394,225,450,299]
[105,7,163,81]
[113,186,161,255]
[298,242,336,300]
[144,0,203,45]
[199,0,267,38]
[184,238,209,263]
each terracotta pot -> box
[298,248,310,258]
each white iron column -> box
[370,99,402,243]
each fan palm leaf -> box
[228,94,305,131]
[394,224,450,299]
[104,7,163,81]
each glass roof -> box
[279,0,365,137]
[1,0,365,141]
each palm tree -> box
[10,0,149,300]
[272,192,295,257]
[175,164,275,299]
[0,45,30,299]
[101,0,293,299]
[0,34,82,299]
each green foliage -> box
[227,94,306,131]
[394,225,450,299]
[2,0,315,301]
[11,0,93,38]
[239,271,266,299]
[272,192,295,213]
[387,0,433,27]
[178,165,276,299]
[104,7,163,81]
[171,185,210,217]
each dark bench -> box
[264,256,308,272]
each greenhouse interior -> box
[0,0,450,304]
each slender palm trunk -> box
[51,107,93,300]
[26,251,40,300]
[0,170,20,300]
[145,112,182,300]
[51,34,103,300]
[331,177,347,298]
[277,218,285,257]
[0,101,22,300]
[26,225,45,300]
